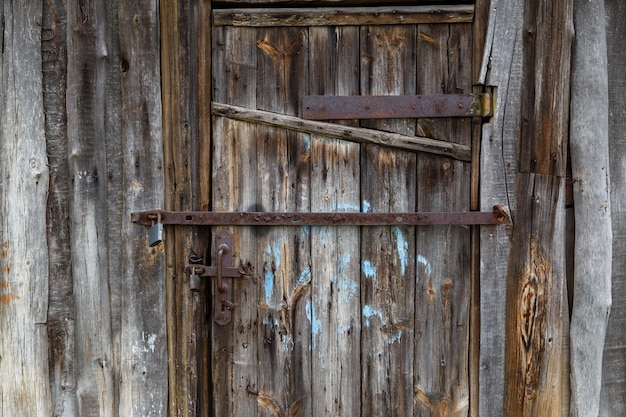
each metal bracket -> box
[185,231,243,326]
[301,93,493,120]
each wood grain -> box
[0,3,52,415]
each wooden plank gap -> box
[212,102,472,161]
[214,5,474,27]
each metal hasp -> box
[185,231,242,325]
[301,94,492,120]
[131,205,509,227]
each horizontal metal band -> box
[302,94,492,120]
[131,206,509,227]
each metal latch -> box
[185,231,243,326]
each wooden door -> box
[210,5,474,416]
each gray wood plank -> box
[0,3,52,416]
[118,1,168,415]
[359,24,416,417]
[601,1,626,416]
[309,25,361,417]
[414,22,472,417]
[42,1,78,415]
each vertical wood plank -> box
[42,1,78,415]
[359,24,416,417]
[66,1,116,414]
[479,1,524,414]
[118,1,168,415]
[502,1,572,415]
[211,24,258,417]
[0,2,52,415]
[309,25,361,417]
[570,1,612,416]
[414,22,472,417]
[601,2,626,415]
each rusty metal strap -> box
[302,94,492,120]
[131,206,509,227]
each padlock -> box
[149,213,163,247]
[189,270,201,292]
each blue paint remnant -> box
[389,331,403,345]
[337,325,352,334]
[362,305,383,327]
[416,254,432,283]
[394,227,409,276]
[298,268,311,285]
[339,279,358,302]
[362,200,371,213]
[362,260,377,283]
[263,241,283,301]
[336,203,360,212]
[302,136,311,154]
[306,300,322,337]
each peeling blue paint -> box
[306,300,322,337]
[389,331,403,345]
[339,279,359,302]
[263,241,282,301]
[362,305,383,327]
[416,254,432,283]
[298,268,311,286]
[362,200,371,213]
[362,260,377,283]
[337,203,360,212]
[337,325,352,334]
[393,227,409,276]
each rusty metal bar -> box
[131,206,509,227]
[301,94,492,120]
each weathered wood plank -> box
[42,1,77,415]
[0,3,52,416]
[518,1,573,176]
[254,26,312,417]
[414,22,472,417]
[118,1,168,415]
[569,1,612,416]
[501,1,572,416]
[211,25,258,417]
[212,103,472,161]
[479,0,524,415]
[503,174,567,417]
[214,0,473,7]
[360,24,416,417]
[214,5,474,27]
[601,2,626,416]
[66,1,117,414]
[309,25,361,416]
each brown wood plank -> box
[503,174,567,417]
[214,5,474,27]
[414,22,472,417]
[212,103,472,161]
[501,1,573,416]
[118,1,168,414]
[360,24,416,416]
[308,27,360,415]
[214,0,472,5]
[0,4,52,415]
[601,2,626,415]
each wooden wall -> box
[0,1,625,416]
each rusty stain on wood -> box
[0,294,20,305]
